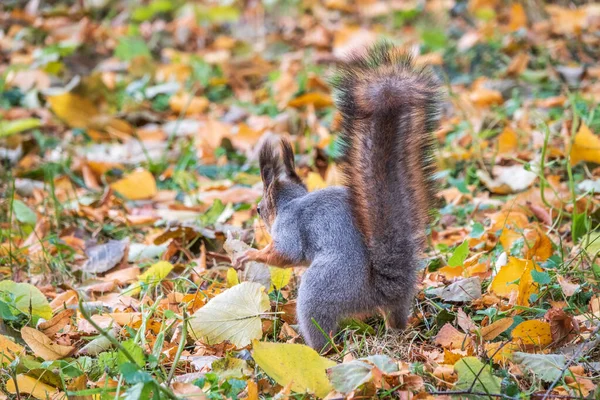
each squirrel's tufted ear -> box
[259,140,281,188]
[279,138,303,184]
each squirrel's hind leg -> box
[296,262,371,352]
[384,296,414,330]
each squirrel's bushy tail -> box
[332,42,440,300]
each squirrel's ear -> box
[259,140,281,188]
[279,139,302,184]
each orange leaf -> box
[481,318,514,341]
[570,124,600,165]
[508,3,527,31]
[288,92,333,109]
[111,169,157,200]
[497,127,518,154]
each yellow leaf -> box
[227,267,240,287]
[6,374,63,400]
[570,124,600,165]
[497,127,518,154]
[508,3,527,31]
[511,320,553,347]
[484,341,519,365]
[21,327,75,360]
[140,261,173,285]
[111,169,157,200]
[0,334,25,365]
[288,92,333,109]
[481,318,514,341]
[490,258,540,306]
[252,340,336,398]
[270,267,292,291]
[305,172,328,192]
[47,93,98,129]
[189,282,270,347]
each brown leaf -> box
[456,308,476,333]
[39,309,75,338]
[545,308,578,346]
[557,275,580,297]
[481,318,514,341]
[21,326,75,360]
[434,324,470,350]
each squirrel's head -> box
[257,138,306,230]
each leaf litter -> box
[1,0,600,399]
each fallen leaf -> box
[0,334,26,364]
[252,340,336,398]
[481,318,514,341]
[570,124,600,165]
[39,309,75,337]
[511,320,553,348]
[454,357,501,394]
[6,374,63,400]
[327,355,398,394]
[82,239,128,274]
[270,267,292,291]
[436,277,482,302]
[545,308,577,346]
[490,258,541,306]
[557,275,580,297]
[0,281,52,321]
[111,169,157,200]
[21,326,75,360]
[288,93,333,109]
[434,324,470,350]
[47,93,98,129]
[478,165,537,194]
[512,353,566,382]
[189,282,270,347]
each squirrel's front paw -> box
[233,249,258,269]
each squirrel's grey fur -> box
[253,42,441,351]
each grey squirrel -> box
[236,43,441,351]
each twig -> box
[429,390,589,399]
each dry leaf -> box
[21,326,75,360]
[6,374,63,400]
[570,124,600,165]
[481,318,514,341]
[39,309,75,337]
[111,169,158,200]
[434,324,470,350]
[511,320,553,347]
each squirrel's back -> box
[331,42,440,300]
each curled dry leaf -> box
[39,309,75,337]
[545,308,578,346]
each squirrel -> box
[236,42,441,351]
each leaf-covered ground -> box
[1,1,600,399]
